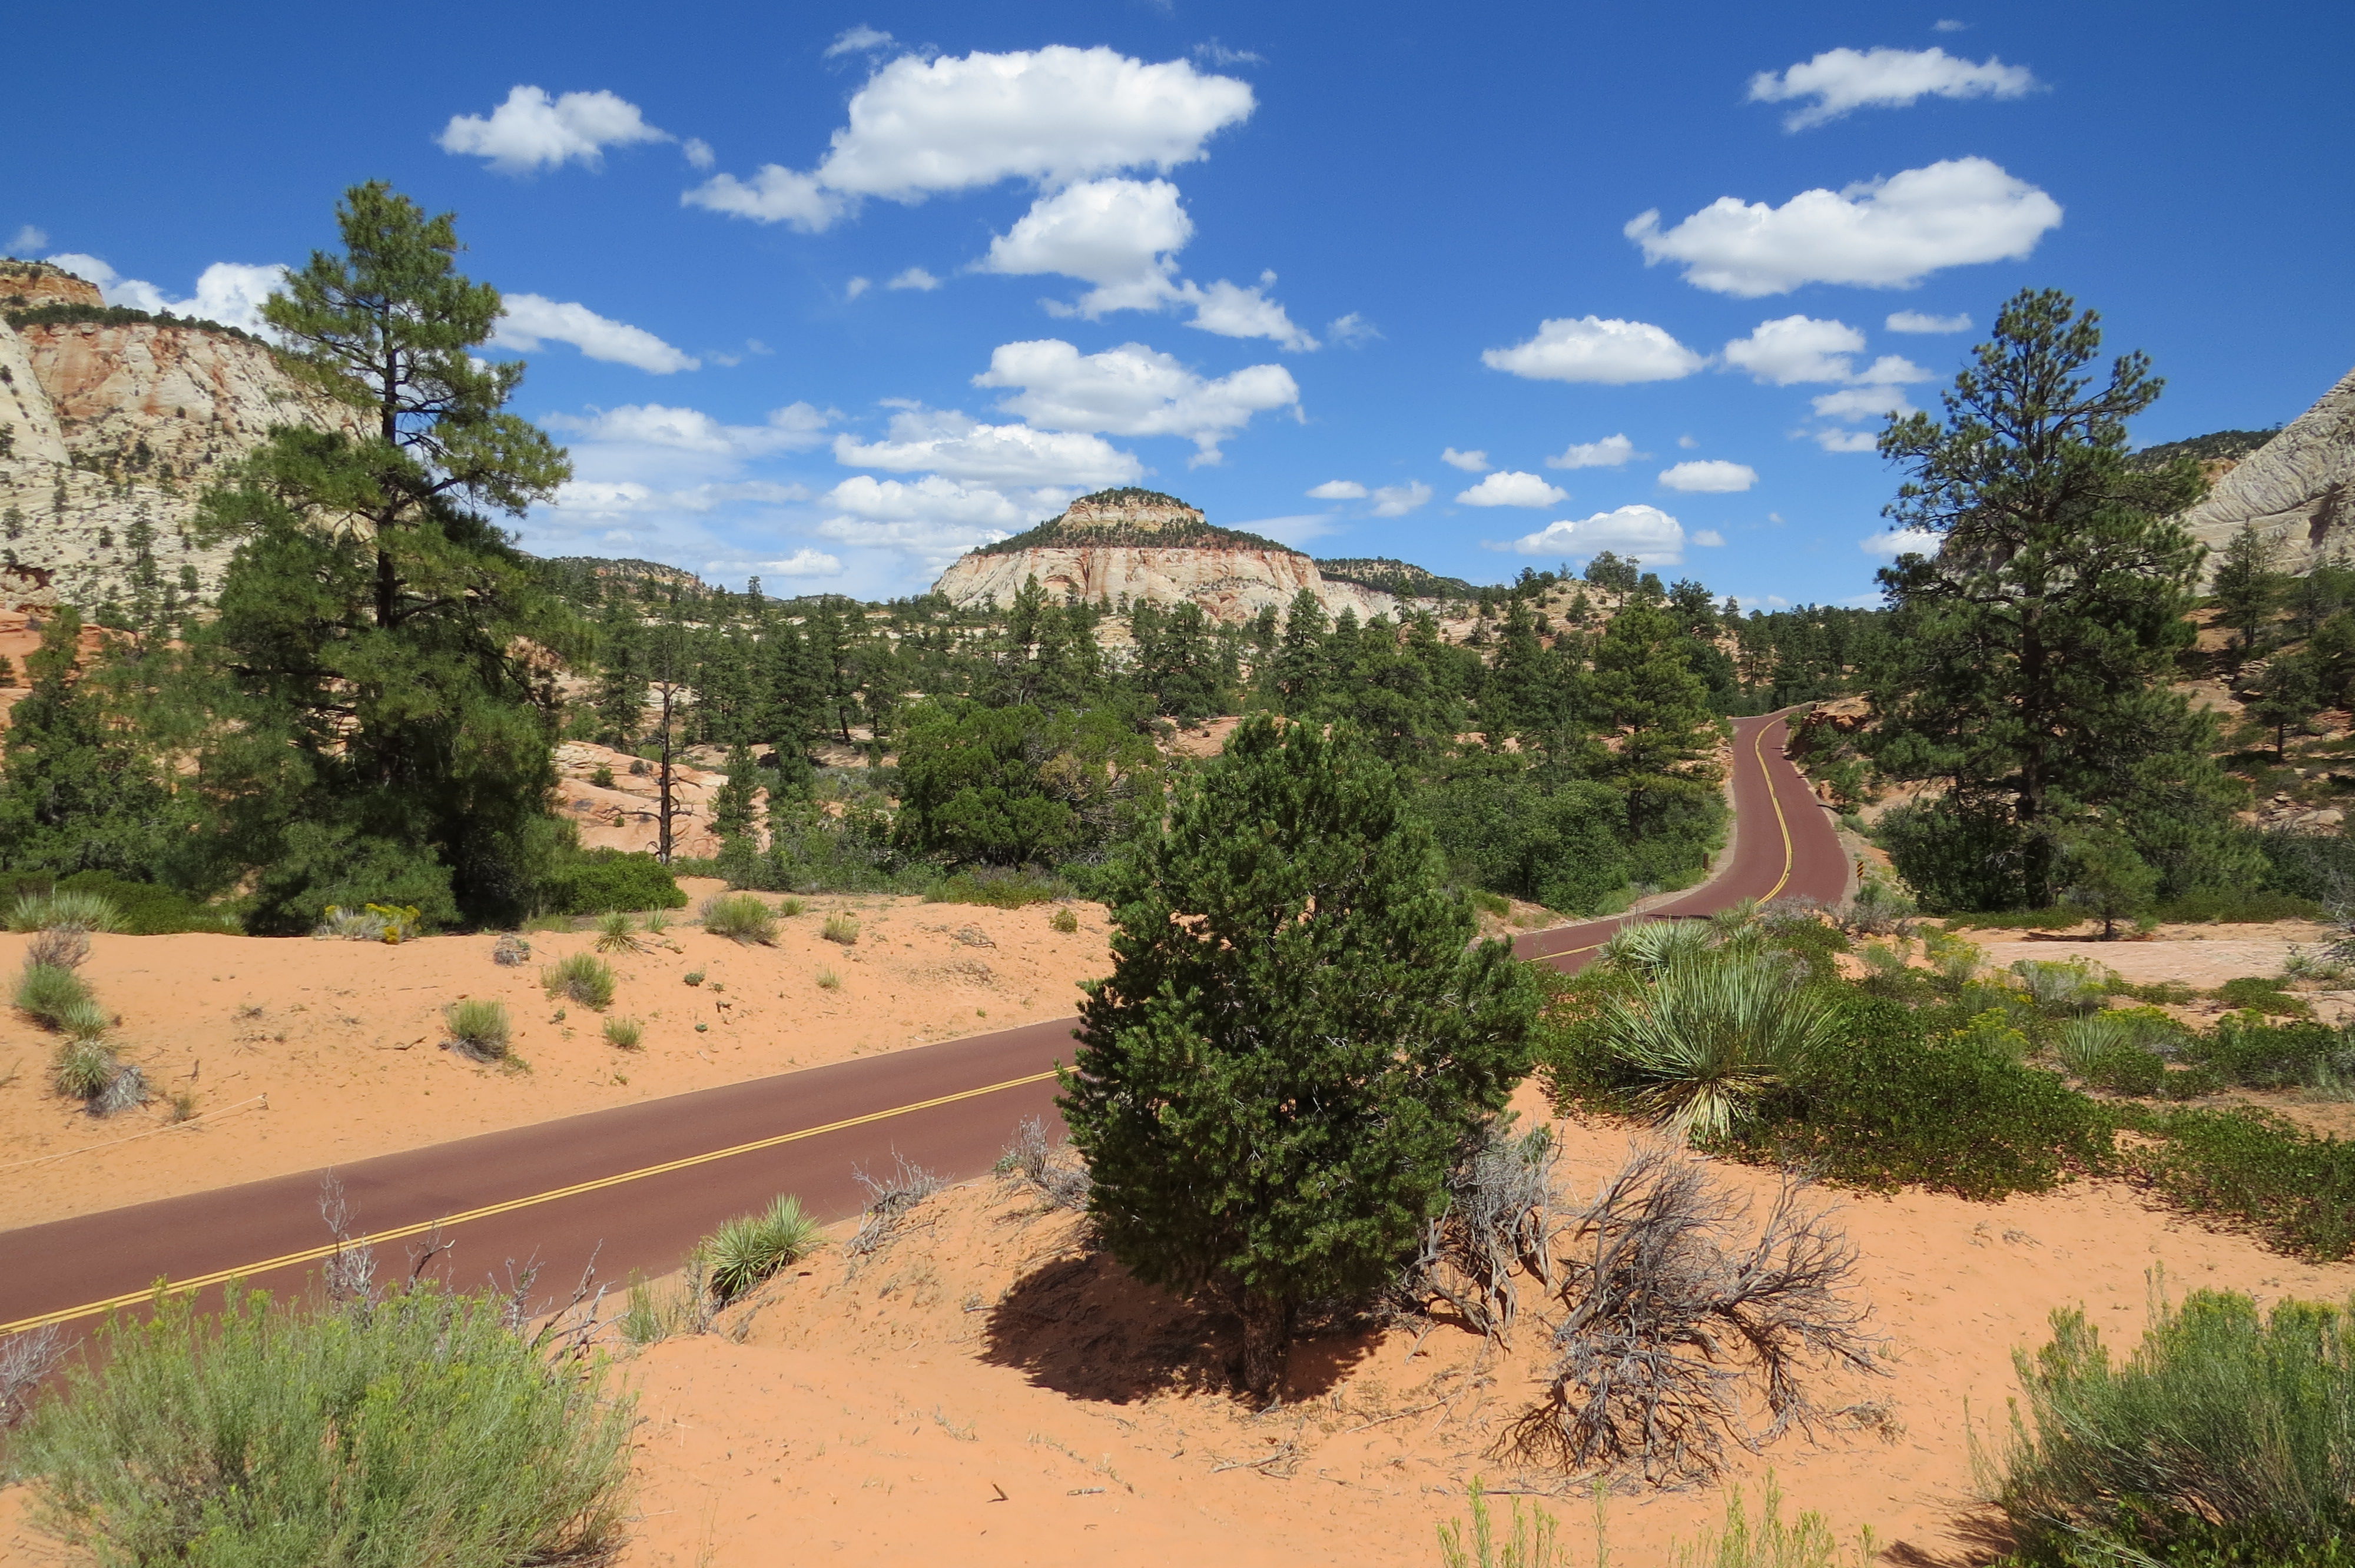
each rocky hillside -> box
[929,489,1448,624]
[0,258,351,614]
[2178,363,2355,583]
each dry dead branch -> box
[1399,1120,1558,1343]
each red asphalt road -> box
[0,712,1846,1337]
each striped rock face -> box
[2181,364,2355,585]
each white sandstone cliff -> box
[2182,363,2355,583]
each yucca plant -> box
[16,961,92,1029]
[542,952,615,1011]
[1598,918,1715,975]
[9,889,122,934]
[55,998,112,1043]
[700,893,777,946]
[2012,958,2107,1014]
[593,911,645,954]
[2055,1012,2131,1078]
[51,1038,118,1101]
[602,1016,643,1050]
[1603,954,1843,1141]
[699,1194,825,1305]
[444,997,512,1062]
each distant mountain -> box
[1314,556,1476,601]
[2130,428,2281,471]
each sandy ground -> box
[0,886,1112,1229]
[526,1081,2355,1568]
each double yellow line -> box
[1,1069,1059,1336]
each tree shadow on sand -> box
[979,1245,1380,1404]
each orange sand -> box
[0,888,1110,1228]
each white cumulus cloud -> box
[1722,315,1865,384]
[1886,309,1971,333]
[887,267,942,292]
[832,406,1142,489]
[1441,447,1489,473]
[48,254,288,335]
[1326,312,1379,347]
[494,294,698,373]
[1482,316,1703,384]
[1815,428,1881,453]
[1861,527,1940,557]
[971,338,1299,462]
[1693,529,1726,547]
[1626,157,2062,297]
[1457,471,1568,508]
[1812,386,1918,421]
[1547,434,1638,470]
[685,46,1252,232]
[439,87,672,174]
[1507,506,1686,564]
[1307,480,1367,499]
[1749,46,2039,131]
[1660,460,1758,493]
[1370,481,1432,517]
[762,549,844,577]
[825,25,895,58]
[9,225,48,253]
[545,402,829,456]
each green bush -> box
[8,889,121,934]
[2153,888,2325,924]
[2214,975,2310,1018]
[15,962,92,1029]
[542,952,615,1011]
[699,892,777,945]
[14,1288,633,1567]
[1730,1000,2113,1199]
[922,869,1066,908]
[602,1016,643,1050]
[1994,1288,2355,1563]
[0,872,231,935]
[2182,1014,2351,1091]
[442,997,511,1062]
[1596,954,1844,1140]
[699,1194,824,1305]
[540,849,685,916]
[1050,905,1080,934]
[2122,1108,2355,1261]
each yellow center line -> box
[1,1068,1062,1337]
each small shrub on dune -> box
[2011,958,2108,1015]
[49,1039,117,1102]
[699,1194,824,1305]
[820,912,858,946]
[700,893,777,946]
[15,962,92,1029]
[1598,954,1843,1141]
[1994,1287,2355,1562]
[593,911,645,954]
[542,952,615,1011]
[443,998,512,1062]
[55,998,111,1044]
[490,932,530,966]
[1050,905,1079,934]
[602,1017,643,1050]
[25,926,88,971]
[815,967,841,991]
[13,1288,634,1567]
[9,890,121,935]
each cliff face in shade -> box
[0,262,356,612]
[2179,364,2355,584]
[928,489,1427,625]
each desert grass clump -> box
[542,951,615,1011]
[55,998,111,1044]
[443,997,512,1062]
[2012,958,2108,1015]
[593,911,646,954]
[618,1268,694,1346]
[13,1287,635,1567]
[1050,905,1079,934]
[1673,1476,1876,1568]
[698,1194,825,1306]
[49,1038,118,1102]
[1993,1286,2355,1562]
[1504,1144,1880,1487]
[1438,1479,1563,1568]
[25,926,89,971]
[815,967,841,991]
[9,889,121,934]
[1600,955,1843,1141]
[700,892,777,946]
[820,911,859,946]
[15,961,92,1030]
[602,1016,644,1050]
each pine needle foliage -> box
[1063,715,1538,1396]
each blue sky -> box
[9,1,2351,607]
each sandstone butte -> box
[928,488,1459,626]
[2182,358,2355,584]
[0,257,353,615]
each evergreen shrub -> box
[541,850,684,916]
[0,873,231,936]
[2120,1108,2355,1261]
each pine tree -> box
[1062,715,1537,1398]
[1868,290,2250,908]
[0,611,180,876]
[191,182,573,929]
[2210,523,2283,668]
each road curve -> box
[0,711,1847,1337]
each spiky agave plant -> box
[699,1194,824,1305]
[1603,953,1843,1141]
[1597,918,1717,976]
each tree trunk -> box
[1239,1287,1293,1402]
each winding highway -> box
[0,710,1848,1338]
